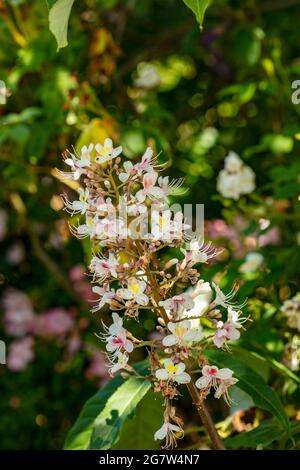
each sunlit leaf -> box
[182,0,211,29]
[49,0,75,50]
[64,362,151,450]
[112,391,164,450]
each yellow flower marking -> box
[118,251,131,265]
[86,216,94,227]
[158,215,169,227]
[175,326,187,337]
[166,363,179,375]
[100,145,111,157]
[129,282,141,295]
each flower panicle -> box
[59,138,247,448]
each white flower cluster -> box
[281,293,300,332]
[239,252,264,274]
[59,138,245,449]
[283,336,300,372]
[217,151,255,200]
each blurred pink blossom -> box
[205,219,236,240]
[6,242,25,265]
[258,227,281,247]
[69,265,98,302]
[205,219,245,257]
[33,308,74,338]
[206,218,281,258]
[69,265,86,282]
[85,350,110,385]
[7,337,35,372]
[3,289,35,337]
[49,230,64,250]
[66,335,82,356]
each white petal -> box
[149,187,164,199]
[162,334,177,347]
[155,369,169,381]
[175,362,186,374]
[136,190,145,203]
[167,321,177,334]
[180,320,192,331]
[73,170,81,180]
[195,375,211,389]
[142,147,153,161]
[175,372,191,384]
[117,288,132,300]
[145,171,158,186]
[95,155,107,164]
[138,280,146,292]
[136,293,149,306]
[92,286,103,295]
[185,329,202,342]
[227,326,240,341]
[112,146,122,158]
[216,368,233,380]
[125,339,134,353]
[104,138,113,149]
[213,330,227,348]
[112,312,122,327]
[64,158,75,167]
[124,161,133,172]
[110,363,122,374]
[154,424,167,440]
[119,172,129,183]
[169,424,182,433]
[106,342,117,352]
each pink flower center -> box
[144,178,151,189]
[207,367,218,376]
[112,336,124,346]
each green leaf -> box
[182,0,211,29]
[64,362,151,450]
[218,83,257,104]
[112,391,164,450]
[205,350,289,432]
[49,0,75,50]
[233,346,300,386]
[225,419,282,449]
[230,386,254,414]
[226,419,300,450]
[265,356,300,386]
[232,27,263,66]
[231,347,270,381]
[91,376,151,449]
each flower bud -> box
[164,258,179,270]
[120,372,130,379]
